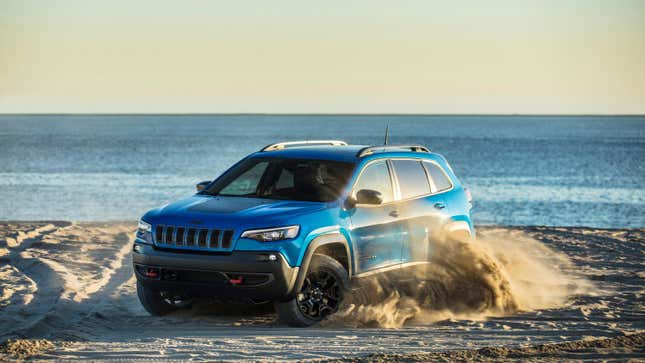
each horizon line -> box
[1,112,644,117]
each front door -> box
[348,160,402,273]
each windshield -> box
[203,158,355,202]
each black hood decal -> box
[187,196,271,214]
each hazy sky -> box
[1,0,644,114]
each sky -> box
[1,0,644,114]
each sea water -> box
[0,115,643,227]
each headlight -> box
[241,225,299,242]
[137,220,152,234]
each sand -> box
[0,222,643,362]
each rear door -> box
[348,160,402,273]
[389,159,441,265]
[422,160,454,214]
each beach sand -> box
[0,222,642,362]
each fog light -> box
[256,253,279,262]
[133,244,144,253]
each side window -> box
[391,160,431,199]
[353,161,393,204]
[219,161,269,195]
[423,161,453,193]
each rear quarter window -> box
[423,161,453,192]
[390,159,431,199]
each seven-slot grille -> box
[154,225,235,250]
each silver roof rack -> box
[261,140,348,152]
[357,145,430,158]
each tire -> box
[136,280,176,316]
[274,254,349,327]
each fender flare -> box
[284,232,352,299]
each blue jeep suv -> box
[133,140,474,326]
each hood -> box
[143,195,330,228]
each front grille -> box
[154,225,235,251]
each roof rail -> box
[356,145,430,158]
[261,140,348,152]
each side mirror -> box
[355,189,383,205]
[196,180,211,192]
[344,195,357,209]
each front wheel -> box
[274,254,349,327]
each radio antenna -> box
[384,123,389,145]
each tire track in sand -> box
[0,223,135,343]
[0,222,71,342]
[0,223,63,308]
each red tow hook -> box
[145,268,159,278]
[229,276,244,285]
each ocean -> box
[0,114,643,228]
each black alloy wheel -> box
[296,270,342,319]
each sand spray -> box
[325,226,593,328]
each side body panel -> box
[342,152,474,271]
[346,203,402,272]
[397,194,447,265]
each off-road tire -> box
[274,253,349,327]
[136,280,175,316]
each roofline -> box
[356,145,430,158]
[260,140,348,152]
[248,142,435,162]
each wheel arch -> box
[443,218,475,239]
[285,231,353,299]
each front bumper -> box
[132,242,299,301]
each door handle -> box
[434,202,446,210]
[389,210,399,218]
